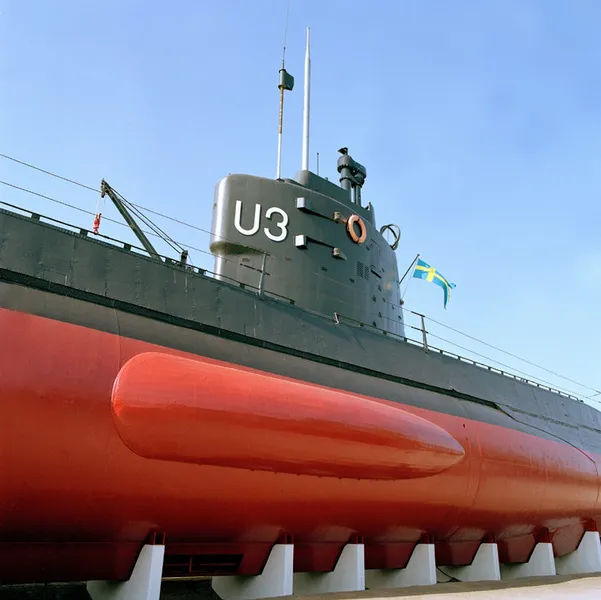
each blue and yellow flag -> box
[412,258,456,309]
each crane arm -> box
[100,179,161,260]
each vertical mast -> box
[276,64,294,179]
[276,76,285,179]
[301,26,311,171]
[276,0,294,179]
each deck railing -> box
[0,200,590,404]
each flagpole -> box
[398,253,420,287]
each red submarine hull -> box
[1,302,601,584]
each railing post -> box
[420,314,429,352]
[258,253,268,298]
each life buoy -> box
[347,214,367,244]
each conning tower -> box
[210,148,405,337]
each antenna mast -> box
[276,0,294,179]
[301,26,311,171]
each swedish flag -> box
[412,258,456,309]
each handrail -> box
[332,311,583,402]
[0,201,590,404]
[333,311,583,401]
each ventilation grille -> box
[356,261,370,280]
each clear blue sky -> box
[1,1,600,401]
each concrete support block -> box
[87,544,165,600]
[212,544,294,600]
[442,543,501,582]
[365,544,436,589]
[501,542,556,580]
[556,531,601,575]
[294,543,364,595]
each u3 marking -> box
[234,200,289,243]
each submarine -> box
[1,29,601,596]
